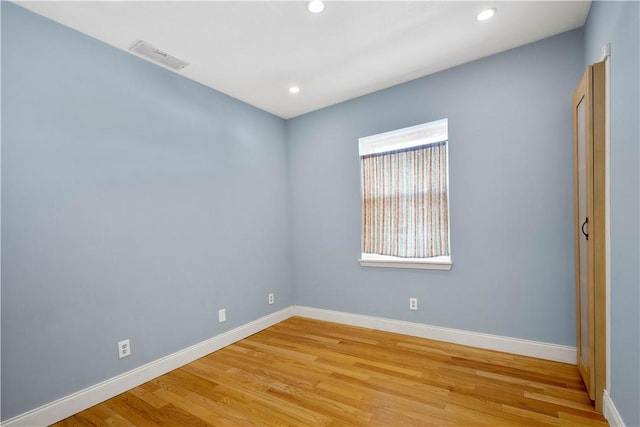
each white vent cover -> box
[129,40,189,72]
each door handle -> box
[581,217,589,241]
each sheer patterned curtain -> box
[361,141,449,258]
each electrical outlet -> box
[218,308,226,323]
[268,293,275,305]
[409,297,418,311]
[118,339,131,359]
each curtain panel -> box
[361,141,449,258]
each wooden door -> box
[572,62,606,410]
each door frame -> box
[591,61,606,414]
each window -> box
[358,119,451,270]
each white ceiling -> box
[14,1,591,119]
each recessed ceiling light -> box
[476,8,496,21]
[289,86,301,94]
[306,0,325,14]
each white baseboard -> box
[293,306,577,364]
[1,307,294,427]
[603,389,626,427]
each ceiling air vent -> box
[129,40,189,72]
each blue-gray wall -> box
[1,3,292,420]
[288,29,584,346]
[3,1,638,424]
[584,2,640,426]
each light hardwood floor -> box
[52,317,609,426]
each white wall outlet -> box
[218,308,226,323]
[268,293,274,305]
[409,297,418,311]
[118,339,131,359]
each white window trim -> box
[358,254,452,271]
[359,119,448,156]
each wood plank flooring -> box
[52,317,608,426]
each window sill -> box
[358,256,452,271]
